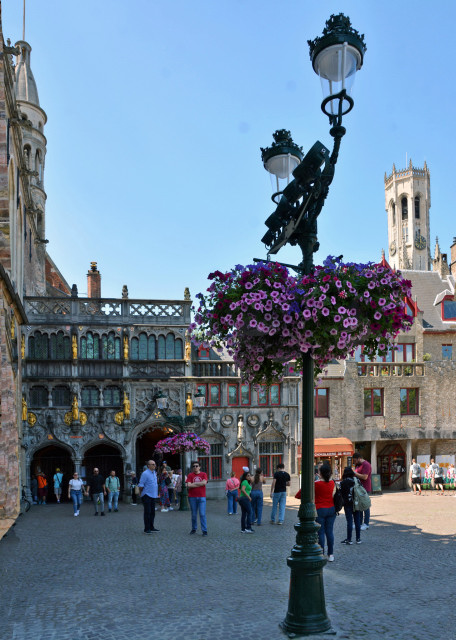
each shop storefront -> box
[314,437,354,481]
[377,443,406,490]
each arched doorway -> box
[136,427,180,474]
[82,444,124,489]
[31,445,74,503]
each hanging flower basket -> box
[155,432,210,455]
[189,256,413,385]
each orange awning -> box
[314,437,354,457]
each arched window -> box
[157,335,166,359]
[391,202,396,226]
[35,150,42,182]
[52,385,71,406]
[175,338,183,359]
[81,386,99,406]
[131,337,139,360]
[157,333,184,359]
[80,332,100,359]
[414,196,420,219]
[28,332,49,359]
[401,197,408,221]
[30,386,48,407]
[166,334,174,359]
[131,333,156,360]
[101,332,121,359]
[49,331,71,359]
[103,386,122,406]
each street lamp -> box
[261,14,366,637]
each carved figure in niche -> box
[123,392,130,419]
[72,335,78,359]
[122,285,128,299]
[72,395,79,422]
[186,392,193,416]
[237,414,244,441]
[185,333,191,362]
[21,335,25,359]
[123,336,129,360]
[22,397,27,421]
[10,316,15,339]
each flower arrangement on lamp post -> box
[155,433,210,511]
[189,256,413,385]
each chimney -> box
[451,238,456,279]
[87,262,101,298]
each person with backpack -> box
[352,452,372,531]
[339,467,362,545]
[36,470,48,505]
[53,468,63,503]
[105,470,121,512]
[409,458,422,495]
[314,462,336,562]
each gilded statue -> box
[22,397,27,421]
[185,334,191,362]
[115,411,124,425]
[72,335,78,359]
[21,335,25,359]
[123,392,130,419]
[186,392,193,417]
[123,336,129,360]
[10,316,15,340]
[72,395,79,422]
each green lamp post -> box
[260,14,366,636]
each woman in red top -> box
[314,462,336,562]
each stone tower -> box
[14,39,48,293]
[384,160,431,271]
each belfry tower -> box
[384,160,431,271]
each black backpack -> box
[333,485,344,514]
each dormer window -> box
[442,296,456,321]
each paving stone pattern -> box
[0,493,454,639]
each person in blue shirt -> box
[138,460,160,533]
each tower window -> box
[392,202,396,226]
[401,197,408,221]
[414,196,420,219]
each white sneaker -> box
[168,507,174,511]
[74,512,78,517]
[328,555,335,562]
[360,524,369,531]
[161,508,168,512]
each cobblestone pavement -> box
[1,491,455,639]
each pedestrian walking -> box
[86,467,106,515]
[352,452,372,530]
[36,470,48,505]
[68,472,87,516]
[187,461,208,536]
[167,470,176,507]
[429,458,439,491]
[225,471,240,515]
[339,466,361,545]
[410,458,422,495]
[106,470,120,512]
[129,470,138,505]
[174,469,182,507]
[315,462,336,561]
[239,470,254,533]
[138,460,160,533]
[270,462,291,525]
[447,463,456,495]
[250,468,265,525]
[158,464,172,512]
[434,465,445,495]
[30,474,38,505]
[53,468,63,503]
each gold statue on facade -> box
[123,336,129,361]
[27,412,37,427]
[185,333,191,362]
[72,395,79,422]
[186,392,193,416]
[22,397,27,421]
[10,316,15,340]
[115,411,124,425]
[123,392,130,419]
[21,335,25,359]
[72,335,78,360]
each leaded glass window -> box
[104,386,122,406]
[131,337,139,360]
[29,332,49,359]
[81,386,99,406]
[198,443,223,480]
[175,338,183,359]
[30,386,48,407]
[148,335,156,359]
[49,332,70,359]
[157,335,166,359]
[52,386,70,406]
[240,384,250,405]
[166,334,174,359]
[270,384,280,405]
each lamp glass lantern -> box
[261,129,303,202]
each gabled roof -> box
[402,270,456,332]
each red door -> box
[232,457,249,480]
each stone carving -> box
[247,414,260,428]
[27,412,37,427]
[122,285,129,299]
[237,414,244,441]
[220,414,233,428]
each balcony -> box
[355,362,425,377]
[23,359,185,380]
[192,361,240,377]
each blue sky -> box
[3,1,455,300]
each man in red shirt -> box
[353,452,372,531]
[187,461,208,536]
